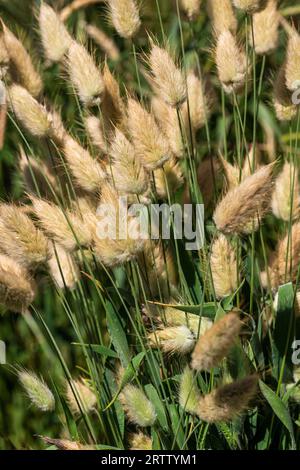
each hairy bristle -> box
[210,234,238,298]
[39,4,72,63]
[148,325,196,354]
[18,369,55,411]
[207,0,237,35]
[129,432,152,451]
[108,0,141,39]
[250,0,279,55]
[66,378,97,415]
[119,384,157,427]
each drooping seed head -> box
[8,84,52,137]
[191,312,243,371]
[66,378,97,415]
[148,325,196,354]
[207,0,237,35]
[18,370,55,411]
[67,41,104,107]
[39,3,72,62]
[2,22,43,98]
[213,164,274,234]
[148,44,187,107]
[215,30,248,94]
[0,204,50,269]
[250,0,279,55]
[210,234,238,298]
[108,0,141,39]
[0,254,36,313]
[196,375,258,422]
[119,384,156,427]
[179,367,200,415]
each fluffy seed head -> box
[250,0,279,55]
[48,243,79,290]
[0,254,36,312]
[86,24,120,61]
[151,96,184,157]
[148,325,196,354]
[127,98,170,170]
[154,158,184,199]
[129,433,152,451]
[180,0,201,20]
[148,44,187,107]
[8,84,52,137]
[101,63,126,132]
[213,164,274,234]
[119,384,156,427]
[0,32,9,79]
[40,437,87,451]
[18,370,55,411]
[85,115,108,154]
[158,306,213,337]
[196,375,258,422]
[108,0,141,39]
[285,30,300,93]
[66,378,97,415]
[179,367,200,414]
[67,41,104,107]
[272,162,300,221]
[232,0,268,13]
[19,148,58,200]
[191,312,242,371]
[184,71,214,131]
[0,204,49,269]
[62,135,107,192]
[110,129,148,195]
[39,4,72,62]
[210,234,238,298]
[31,197,94,252]
[2,23,43,98]
[215,30,248,94]
[207,0,237,35]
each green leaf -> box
[106,300,131,367]
[259,380,296,449]
[72,343,119,359]
[145,384,168,431]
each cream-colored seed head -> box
[66,378,97,415]
[0,204,49,269]
[210,234,238,298]
[67,41,104,107]
[273,64,298,122]
[86,24,120,61]
[151,96,184,158]
[180,0,201,20]
[148,325,196,354]
[149,44,187,107]
[40,437,89,451]
[119,385,156,427]
[215,30,248,94]
[196,375,258,422]
[62,135,107,192]
[94,184,147,266]
[285,30,300,92]
[0,33,9,79]
[272,162,300,221]
[108,0,141,39]
[250,0,279,55]
[19,150,58,200]
[179,367,200,415]
[8,84,52,137]
[129,433,152,451]
[191,312,242,371]
[101,63,126,132]
[154,158,184,199]
[18,370,55,412]
[127,98,170,170]
[2,23,42,98]
[184,71,213,131]
[48,243,79,290]
[213,164,274,234]
[32,197,93,252]
[233,0,268,13]
[273,100,297,122]
[157,306,213,337]
[85,115,108,154]
[110,129,148,195]
[207,0,237,35]
[39,4,72,62]
[0,254,36,313]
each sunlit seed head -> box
[39,3,72,62]
[207,0,237,35]
[119,384,157,427]
[233,0,268,13]
[148,325,196,354]
[210,234,238,298]
[18,369,55,411]
[66,378,97,415]
[250,0,279,55]
[108,0,141,39]
[129,432,152,451]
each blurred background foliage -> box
[0,0,299,449]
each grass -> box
[0,0,300,451]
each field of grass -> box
[1,0,300,451]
